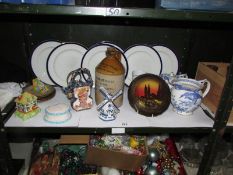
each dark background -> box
[0,11,232,83]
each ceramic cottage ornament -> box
[15,92,40,121]
[64,68,93,111]
[97,87,122,121]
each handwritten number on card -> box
[106,8,121,16]
[122,122,128,126]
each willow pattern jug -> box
[170,78,211,115]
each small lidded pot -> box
[160,72,188,89]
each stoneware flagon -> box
[170,78,210,115]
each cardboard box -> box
[59,135,89,144]
[85,145,147,171]
[195,62,233,124]
[59,135,148,171]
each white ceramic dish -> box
[47,43,87,87]
[124,45,162,86]
[81,43,128,87]
[31,41,61,85]
[153,45,178,74]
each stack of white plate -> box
[123,44,178,86]
[31,41,178,88]
[31,41,87,88]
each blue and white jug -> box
[170,78,210,115]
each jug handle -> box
[198,79,211,98]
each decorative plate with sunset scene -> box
[128,74,171,117]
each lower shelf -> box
[0,158,24,175]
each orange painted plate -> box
[128,73,170,117]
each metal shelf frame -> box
[198,58,233,175]
[0,3,233,175]
[0,4,233,23]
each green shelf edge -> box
[0,4,233,23]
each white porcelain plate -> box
[31,41,61,85]
[81,43,128,87]
[47,43,87,87]
[153,45,178,74]
[124,45,162,86]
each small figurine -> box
[15,92,40,120]
[64,68,93,111]
[72,86,92,111]
[97,87,122,121]
[130,136,139,149]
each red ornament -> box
[136,167,144,175]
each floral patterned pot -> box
[160,73,188,89]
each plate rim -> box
[98,41,124,52]
[30,40,61,85]
[124,44,162,86]
[152,45,179,74]
[46,42,87,87]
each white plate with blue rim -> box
[152,45,178,74]
[124,44,162,86]
[81,42,128,87]
[47,43,87,87]
[31,40,61,85]
[99,41,124,52]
